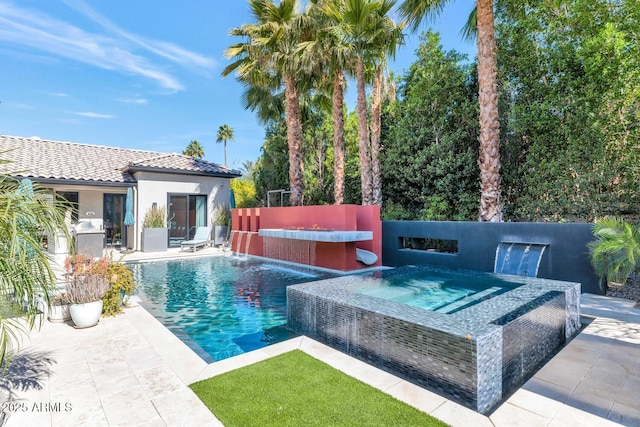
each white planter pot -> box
[47,304,71,323]
[69,300,103,328]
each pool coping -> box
[7,291,638,426]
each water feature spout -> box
[494,242,547,277]
[244,232,253,258]
[228,230,237,251]
[235,231,245,257]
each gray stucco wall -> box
[381,221,601,294]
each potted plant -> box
[213,204,231,246]
[142,204,168,252]
[64,254,111,328]
[47,293,71,323]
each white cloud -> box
[5,102,34,110]
[0,1,214,91]
[118,97,148,105]
[73,111,114,119]
[47,92,69,97]
[63,0,215,71]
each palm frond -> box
[589,217,640,288]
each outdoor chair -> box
[180,226,212,252]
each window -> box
[56,191,79,223]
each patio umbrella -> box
[17,178,34,199]
[16,178,35,228]
[230,189,236,209]
[123,187,135,251]
[124,188,135,225]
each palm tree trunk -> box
[477,0,502,222]
[223,140,227,166]
[284,75,304,206]
[371,65,383,206]
[356,57,372,205]
[333,69,345,205]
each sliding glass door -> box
[167,194,207,247]
[104,194,125,248]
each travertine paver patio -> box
[2,250,639,426]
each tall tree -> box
[339,0,399,205]
[369,18,403,206]
[309,0,356,205]
[399,0,502,221]
[382,31,479,221]
[496,0,640,221]
[216,125,235,166]
[183,140,204,159]
[223,0,310,206]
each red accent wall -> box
[230,205,381,271]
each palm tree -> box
[369,16,403,206]
[223,0,310,206]
[216,125,235,166]
[338,0,399,205]
[183,140,204,159]
[0,169,71,366]
[307,0,357,205]
[241,160,257,182]
[589,217,640,290]
[399,0,502,221]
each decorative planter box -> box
[142,228,168,252]
[214,225,228,246]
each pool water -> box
[130,256,336,362]
[351,268,523,313]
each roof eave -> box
[14,177,135,187]
[125,165,242,178]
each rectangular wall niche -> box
[401,237,458,254]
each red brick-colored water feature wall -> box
[230,205,382,271]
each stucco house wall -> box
[134,171,231,249]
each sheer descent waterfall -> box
[494,242,548,277]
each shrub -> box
[143,205,167,228]
[589,217,640,289]
[213,204,231,227]
[102,262,136,316]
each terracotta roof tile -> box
[0,135,241,184]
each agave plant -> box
[588,217,640,289]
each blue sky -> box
[0,0,476,170]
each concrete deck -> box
[2,249,639,426]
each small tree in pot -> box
[142,204,168,252]
[213,204,231,246]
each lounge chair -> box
[180,226,212,252]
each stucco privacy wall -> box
[382,221,600,294]
[134,171,231,248]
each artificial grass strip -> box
[190,350,450,427]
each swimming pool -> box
[130,256,337,362]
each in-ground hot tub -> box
[287,266,581,414]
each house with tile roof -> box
[0,135,241,254]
